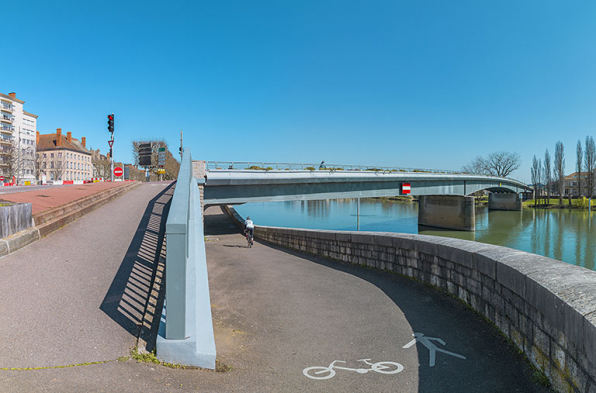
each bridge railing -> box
[205,160,461,174]
[156,148,216,368]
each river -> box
[235,199,596,271]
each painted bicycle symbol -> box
[303,358,404,380]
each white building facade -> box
[0,92,37,184]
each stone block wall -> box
[223,205,596,393]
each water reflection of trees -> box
[286,199,334,219]
[522,209,595,270]
[278,199,596,271]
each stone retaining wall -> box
[223,205,596,392]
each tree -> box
[585,136,596,199]
[461,156,488,175]
[576,140,583,198]
[132,140,180,181]
[554,141,565,205]
[462,151,521,177]
[531,155,542,207]
[543,149,551,204]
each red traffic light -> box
[108,114,114,120]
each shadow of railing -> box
[99,182,175,349]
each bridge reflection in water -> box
[236,199,596,271]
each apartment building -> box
[36,128,92,182]
[0,92,38,184]
[564,171,596,197]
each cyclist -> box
[244,216,255,245]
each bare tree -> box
[585,136,596,199]
[554,141,565,205]
[543,149,551,205]
[484,151,521,177]
[37,151,66,181]
[48,152,66,181]
[463,151,521,177]
[576,140,583,198]
[461,156,488,175]
[132,140,180,181]
[531,155,542,207]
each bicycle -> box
[245,230,254,248]
[303,358,404,380]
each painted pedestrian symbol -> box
[303,358,404,380]
[402,333,466,367]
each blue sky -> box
[3,0,596,182]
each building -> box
[564,172,595,197]
[36,128,92,182]
[0,92,38,184]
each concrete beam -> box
[418,195,475,231]
[202,170,531,205]
[488,193,522,211]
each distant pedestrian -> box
[319,161,326,170]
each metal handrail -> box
[205,161,461,174]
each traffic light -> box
[107,114,114,132]
[139,142,152,166]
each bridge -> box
[199,162,532,231]
[153,150,595,393]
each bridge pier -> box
[418,195,475,231]
[488,193,522,211]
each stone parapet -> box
[222,205,596,393]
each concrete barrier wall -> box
[223,205,596,392]
[0,202,32,238]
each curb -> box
[0,182,142,258]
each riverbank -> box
[523,197,594,209]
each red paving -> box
[0,182,134,215]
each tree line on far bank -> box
[530,136,596,207]
[461,139,596,208]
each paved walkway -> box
[0,199,551,392]
[0,182,133,214]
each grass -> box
[129,347,231,372]
[531,370,551,387]
[523,197,593,208]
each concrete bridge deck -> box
[0,186,549,391]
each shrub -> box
[305,166,316,171]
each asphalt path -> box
[0,198,552,392]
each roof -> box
[23,111,38,119]
[564,171,596,179]
[37,133,91,155]
[0,93,25,104]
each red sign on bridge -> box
[114,167,123,177]
[402,183,411,194]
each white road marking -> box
[303,358,404,380]
[403,332,466,367]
